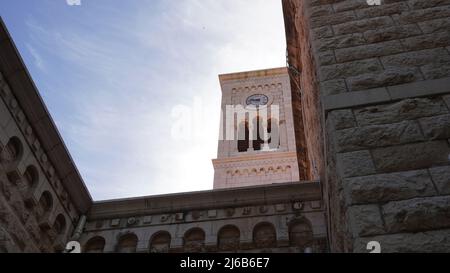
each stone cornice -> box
[219,67,288,83]
[323,77,450,112]
[88,181,321,220]
[213,151,297,166]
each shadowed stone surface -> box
[284,0,450,253]
[382,196,450,233]
[347,205,384,237]
[354,229,450,253]
[344,170,437,205]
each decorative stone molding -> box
[226,165,293,177]
[292,202,304,211]
[127,217,137,226]
[110,219,120,227]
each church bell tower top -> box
[219,67,288,84]
[213,67,301,189]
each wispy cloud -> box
[26,43,46,72]
[10,0,286,200]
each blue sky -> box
[0,0,287,200]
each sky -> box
[0,0,287,201]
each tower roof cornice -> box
[219,67,288,83]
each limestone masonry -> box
[284,0,450,252]
[1,0,450,253]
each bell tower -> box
[213,67,301,189]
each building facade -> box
[0,20,91,253]
[80,183,326,253]
[1,0,450,253]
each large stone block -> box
[319,59,383,81]
[371,141,450,173]
[382,196,450,233]
[419,114,450,140]
[312,26,334,39]
[387,77,450,100]
[336,150,376,178]
[419,17,450,34]
[310,10,357,28]
[316,33,366,52]
[326,109,356,130]
[421,62,450,80]
[354,98,448,126]
[394,5,450,24]
[400,31,450,51]
[344,170,437,205]
[381,48,450,68]
[316,50,336,65]
[323,87,391,111]
[309,4,334,17]
[363,24,422,43]
[408,0,450,10]
[429,166,450,195]
[353,229,450,253]
[334,121,424,153]
[332,0,368,13]
[320,79,348,96]
[347,67,422,91]
[347,204,384,237]
[335,40,404,63]
[333,16,394,35]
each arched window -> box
[253,222,277,249]
[39,191,53,215]
[267,118,280,149]
[149,231,171,253]
[84,236,106,253]
[53,214,66,235]
[237,121,249,152]
[183,228,205,253]
[5,137,23,162]
[252,116,265,151]
[237,115,279,152]
[289,220,313,251]
[23,165,39,188]
[117,233,138,253]
[218,225,240,252]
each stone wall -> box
[283,0,450,252]
[284,0,325,182]
[0,19,91,253]
[0,71,79,252]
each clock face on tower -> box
[246,94,269,106]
